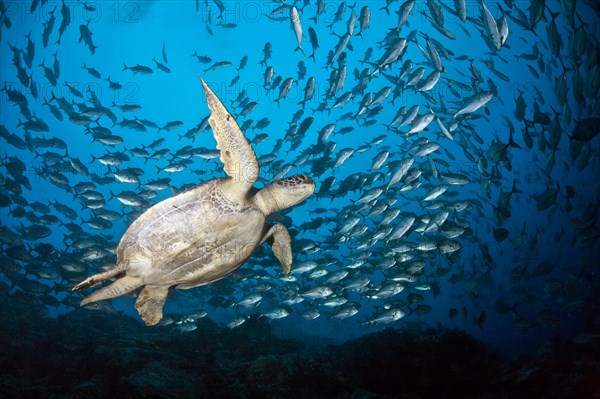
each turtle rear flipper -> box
[72,266,125,291]
[135,285,169,326]
[80,275,142,306]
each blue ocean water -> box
[1,0,600,396]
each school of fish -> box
[0,0,599,338]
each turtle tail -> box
[79,275,142,306]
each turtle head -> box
[254,174,315,215]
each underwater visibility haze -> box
[0,0,599,397]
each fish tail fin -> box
[295,45,305,56]
[122,63,128,71]
[548,10,560,22]
[508,126,521,149]
[510,179,522,195]
[89,154,97,165]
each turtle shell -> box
[117,178,266,287]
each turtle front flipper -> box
[199,77,259,192]
[135,285,170,326]
[80,275,142,306]
[261,224,293,274]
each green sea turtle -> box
[73,77,315,326]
